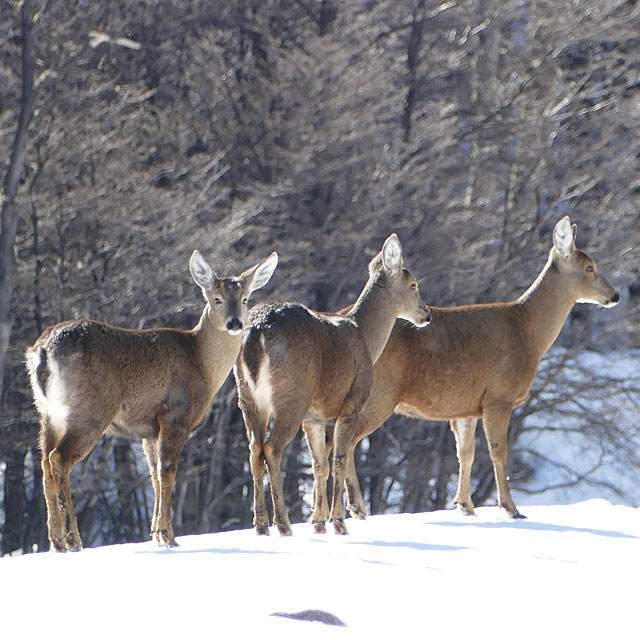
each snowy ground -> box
[2,500,637,639]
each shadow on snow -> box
[430,519,637,539]
[134,546,285,556]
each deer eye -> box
[214,297,223,305]
[242,298,249,305]
[585,265,594,273]
[410,283,418,291]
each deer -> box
[26,249,278,551]
[234,234,431,536]
[303,216,620,526]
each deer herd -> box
[26,216,619,551]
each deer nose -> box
[227,318,243,332]
[420,305,432,327]
[610,291,620,305]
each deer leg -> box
[344,453,366,520]
[47,450,74,550]
[142,438,160,539]
[330,405,362,535]
[40,423,66,552]
[263,439,293,537]
[303,420,333,534]
[450,418,478,515]
[154,421,188,547]
[481,404,525,519]
[237,380,271,536]
[344,388,397,520]
[329,438,357,535]
[59,474,82,551]
[248,435,269,535]
[47,423,104,552]
[263,413,305,537]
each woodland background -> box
[0,0,638,554]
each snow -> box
[2,501,638,639]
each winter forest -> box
[0,0,639,554]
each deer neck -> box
[192,303,242,383]
[348,275,397,363]
[518,255,578,358]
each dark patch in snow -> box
[270,609,347,626]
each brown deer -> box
[303,216,619,524]
[234,234,431,536]
[26,249,278,551]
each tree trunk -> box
[1,433,26,555]
[0,2,39,411]
[402,2,425,143]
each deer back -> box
[241,302,368,419]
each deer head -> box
[189,250,278,335]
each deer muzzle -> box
[416,304,432,328]
[227,318,243,335]
[605,291,620,307]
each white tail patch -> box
[26,349,47,410]
[28,352,69,437]
[243,334,273,420]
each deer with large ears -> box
[235,234,431,536]
[303,216,619,523]
[26,249,278,551]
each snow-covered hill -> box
[2,501,637,639]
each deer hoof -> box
[500,502,527,520]
[155,529,178,547]
[457,501,475,516]
[255,523,270,536]
[65,532,83,552]
[348,504,367,520]
[312,520,327,534]
[277,524,293,537]
[502,503,527,519]
[332,518,349,535]
[50,538,67,553]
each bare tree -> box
[0,0,51,409]
[1,0,638,552]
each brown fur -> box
[234,234,431,536]
[303,217,619,522]
[26,250,277,551]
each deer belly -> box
[107,419,157,439]
[108,400,164,439]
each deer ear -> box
[381,233,404,276]
[553,216,577,257]
[244,252,278,293]
[190,250,217,290]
